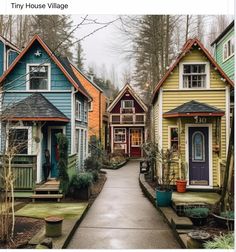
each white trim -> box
[84,100,88,122]
[6,125,32,155]
[71,88,76,154]
[5,90,72,93]
[36,123,43,183]
[130,128,143,147]
[179,62,210,90]
[75,100,82,121]
[6,49,18,69]
[159,88,163,151]
[114,128,126,143]
[88,101,93,112]
[168,125,178,150]
[225,86,230,153]
[121,99,134,108]
[185,124,213,188]
[222,36,234,62]
[0,35,21,52]
[111,125,113,153]
[26,63,51,91]
[107,83,148,112]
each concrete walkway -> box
[67,160,180,249]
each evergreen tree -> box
[31,15,74,58]
[76,41,84,70]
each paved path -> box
[67,160,180,249]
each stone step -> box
[34,187,60,192]
[31,194,63,202]
[171,216,193,229]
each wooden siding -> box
[162,89,226,187]
[163,48,228,90]
[214,27,234,80]
[8,50,19,67]
[111,90,145,114]
[4,41,71,91]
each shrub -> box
[204,233,234,249]
[184,207,209,218]
[91,170,99,182]
[70,172,93,190]
[84,156,101,172]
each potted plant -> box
[176,162,187,193]
[184,207,209,226]
[156,149,176,207]
[69,172,93,200]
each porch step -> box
[31,194,63,202]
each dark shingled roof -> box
[164,100,224,118]
[3,93,69,122]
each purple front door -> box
[189,127,209,186]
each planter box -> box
[73,186,91,200]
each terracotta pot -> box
[176,180,187,193]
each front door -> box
[50,128,63,178]
[130,129,142,157]
[189,127,209,186]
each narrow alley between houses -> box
[67,160,180,249]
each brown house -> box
[107,84,148,157]
[71,65,109,149]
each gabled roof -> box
[2,93,69,122]
[163,100,225,118]
[0,34,91,100]
[211,20,234,46]
[70,63,104,93]
[107,83,148,112]
[152,38,234,104]
[0,35,21,52]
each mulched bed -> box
[0,172,107,249]
[0,217,44,249]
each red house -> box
[107,84,148,157]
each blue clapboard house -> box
[0,35,91,190]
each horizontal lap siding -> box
[162,90,226,187]
[158,47,229,187]
[215,28,234,80]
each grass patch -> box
[15,202,88,220]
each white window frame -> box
[88,101,93,112]
[223,37,234,62]
[26,63,51,91]
[179,62,210,90]
[84,101,88,122]
[122,100,134,108]
[114,128,126,143]
[168,125,179,152]
[75,100,82,121]
[6,126,32,155]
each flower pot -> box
[176,180,187,193]
[73,186,91,200]
[156,189,172,207]
[45,216,64,237]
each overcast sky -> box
[72,15,132,89]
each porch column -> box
[36,123,43,183]
[111,126,113,153]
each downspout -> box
[71,87,79,154]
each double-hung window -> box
[8,127,31,154]
[75,100,82,120]
[181,63,208,89]
[28,64,50,90]
[223,37,234,61]
[84,102,88,122]
[114,128,126,143]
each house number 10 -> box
[194,116,207,123]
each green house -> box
[211,21,234,81]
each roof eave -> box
[163,112,225,118]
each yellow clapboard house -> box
[151,38,234,189]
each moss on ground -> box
[15,202,88,219]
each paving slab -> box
[67,160,180,249]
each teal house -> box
[0,35,91,188]
[211,20,234,80]
[0,35,20,77]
